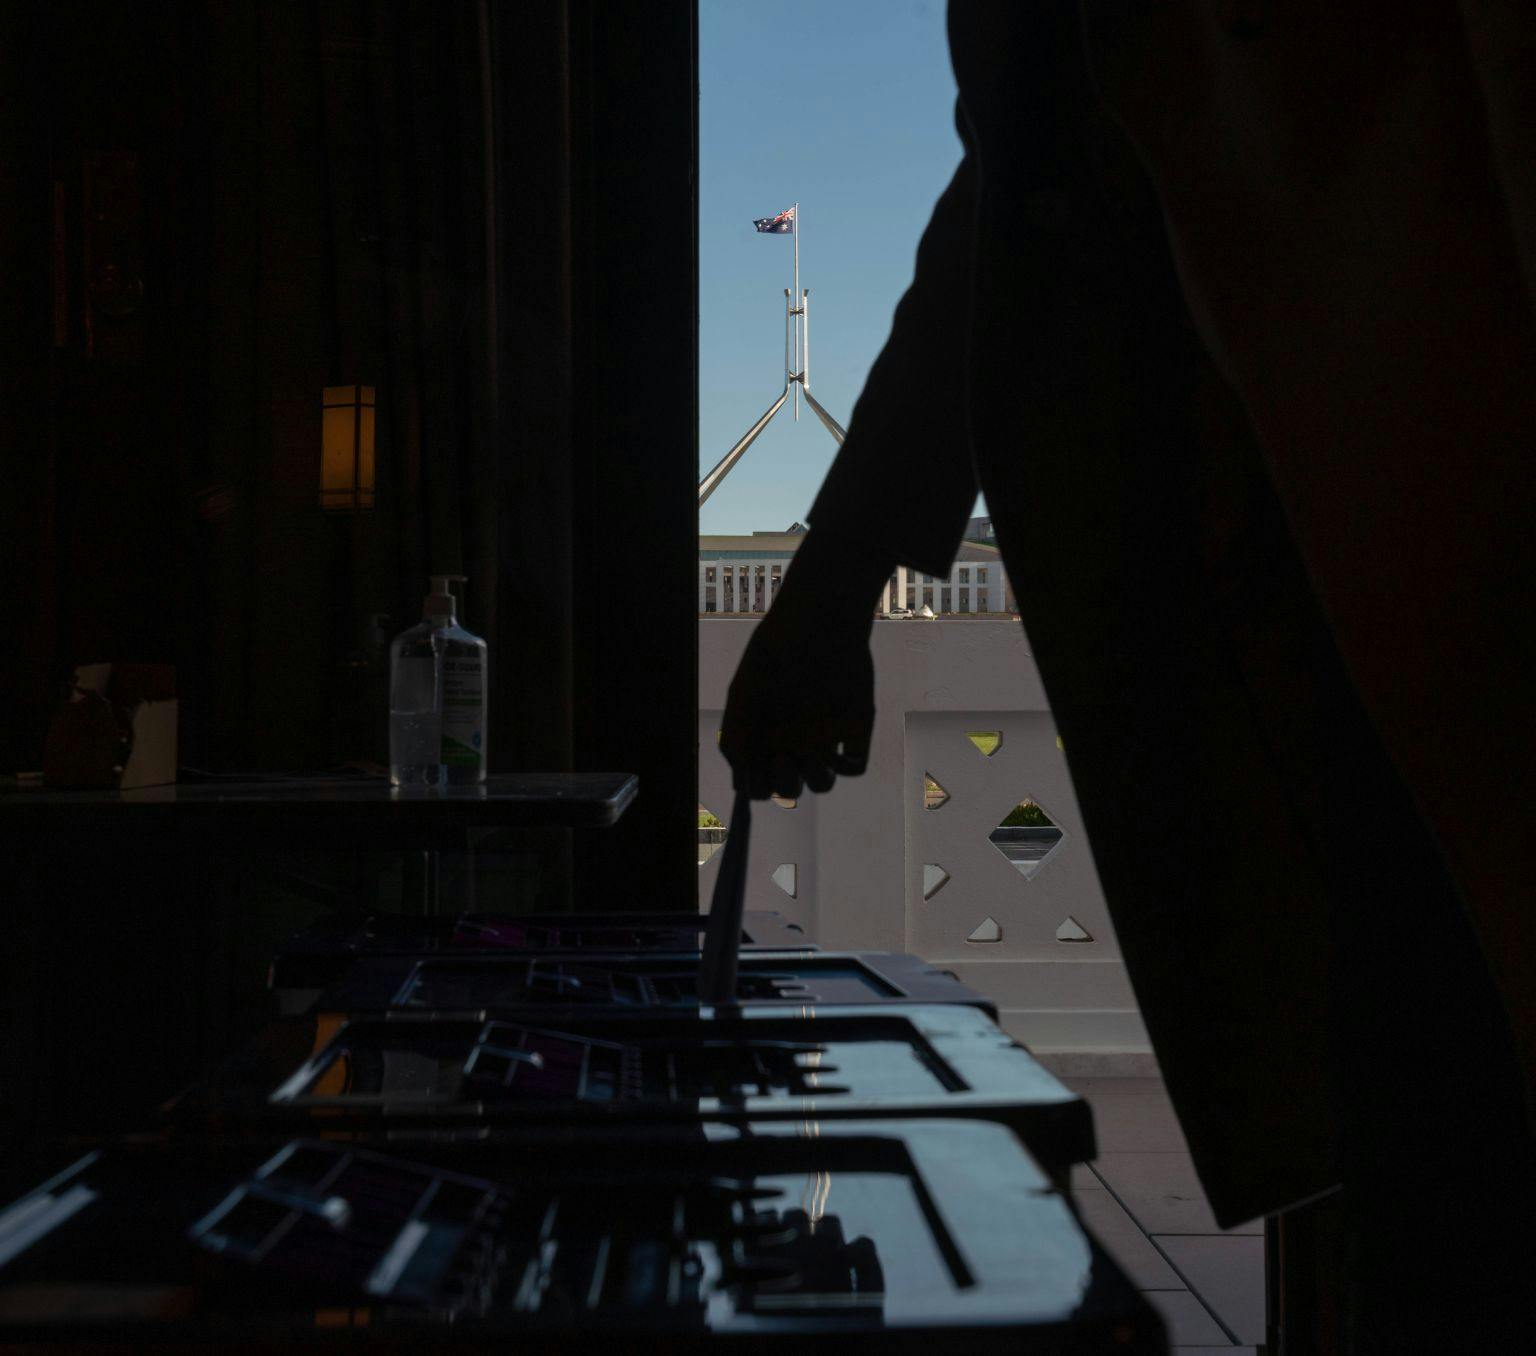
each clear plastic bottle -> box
[388,575,489,787]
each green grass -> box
[1000,799,1053,827]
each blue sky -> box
[698,0,967,534]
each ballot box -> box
[0,1120,1163,1353]
[269,909,814,1014]
[313,949,997,1019]
[168,1003,1094,1185]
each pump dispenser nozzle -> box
[424,574,466,622]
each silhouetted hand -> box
[721,531,892,800]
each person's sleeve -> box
[1458,2,1536,316]
[806,106,979,579]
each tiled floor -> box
[1064,1076,1266,1353]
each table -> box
[0,772,638,912]
[0,772,638,845]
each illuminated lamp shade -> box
[320,384,376,511]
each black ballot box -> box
[169,1003,1095,1187]
[269,909,815,1014]
[0,1120,1164,1353]
[312,949,997,1019]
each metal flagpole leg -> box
[793,203,800,419]
[804,387,846,444]
[697,387,790,506]
[803,288,810,391]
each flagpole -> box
[793,202,800,420]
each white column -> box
[699,562,707,613]
[895,564,907,613]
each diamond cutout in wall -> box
[967,917,1003,943]
[698,803,728,868]
[923,773,950,810]
[1056,916,1092,943]
[922,864,951,900]
[965,730,1002,757]
[771,863,797,898]
[989,797,1064,879]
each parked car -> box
[885,607,915,620]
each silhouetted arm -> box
[722,122,980,798]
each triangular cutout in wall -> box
[1056,916,1092,942]
[967,917,1003,943]
[965,730,1002,757]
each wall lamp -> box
[320,383,376,512]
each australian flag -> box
[752,206,795,234]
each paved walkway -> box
[1065,1076,1265,1353]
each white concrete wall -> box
[699,618,1149,1054]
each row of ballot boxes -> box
[0,909,1167,1351]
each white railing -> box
[699,616,1147,1055]
[697,557,1015,615]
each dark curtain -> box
[193,0,512,772]
[0,0,694,906]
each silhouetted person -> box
[723,5,1536,1351]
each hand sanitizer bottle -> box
[388,575,488,787]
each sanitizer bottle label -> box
[441,657,484,768]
